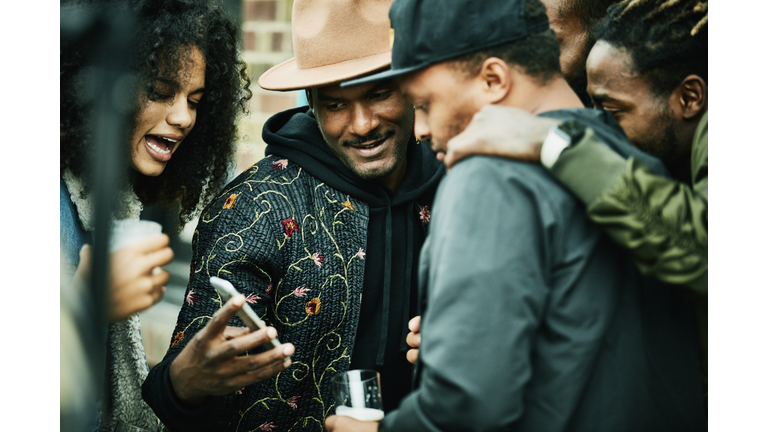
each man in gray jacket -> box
[326,0,706,431]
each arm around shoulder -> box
[142,352,232,432]
[549,119,708,293]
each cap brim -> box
[259,52,392,91]
[340,63,426,88]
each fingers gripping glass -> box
[332,370,385,421]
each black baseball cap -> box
[341,0,551,87]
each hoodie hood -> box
[263,106,444,206]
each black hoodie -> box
[264,106,444,411]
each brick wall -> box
[236,0,301,175]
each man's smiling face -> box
[310,79,413,191]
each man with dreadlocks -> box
[585,0,708,399]
[434,0,709,402]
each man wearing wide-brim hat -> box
[141,0,444,430]
[326,0,706,430]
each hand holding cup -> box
[74,220,173,321]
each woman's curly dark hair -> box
[61,0,252,228]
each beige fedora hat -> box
[258,0,394,91]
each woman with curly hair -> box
[60,0,251,430]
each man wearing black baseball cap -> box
[327,0,706,431]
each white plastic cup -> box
[332,370,385,421]
[334,406,385,421]
[110,220,162,252]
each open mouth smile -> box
[144,135,180,161]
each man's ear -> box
[675,75,707,120]
[478,57,510,104]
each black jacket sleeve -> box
[142,353,234,432]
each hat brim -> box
[340,62,426,88]
[258,51,393,91]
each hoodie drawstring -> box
[400,202,415,351]
[376,194,392,366]
[376,197,418,365]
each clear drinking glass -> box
[331,369,385,421]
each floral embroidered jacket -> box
[143,108,443,431]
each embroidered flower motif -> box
[312,252,325,267]
[258,422,275,431]
[419,205,430,223]
[223,193,238,209]
[185,289,200,305]
[237,387,245,395]
[272,159,288,170]
[266,284,274,296]
[288,395,300,409]
[282,218,299,237]
[171,331,184,347]
[341,199,355,211]
[293,286,310,297]
[245,293,261,304]
[306,298,321,315]
[356,248,366,260]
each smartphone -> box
[209,276,283,353]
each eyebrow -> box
[155,77,178,87]
[155,77,205,95]
[368,80,397,96]
[316,81,396,102]
[316,92,340,102]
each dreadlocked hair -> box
[61,0,252,230]
[594,0,707,96]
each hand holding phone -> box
[169,279,294,405]
[210,276,283,353]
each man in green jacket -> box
[440,0,708,396]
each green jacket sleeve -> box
[549,113,708,294]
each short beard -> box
[650,104,680,169]
[431,120,468,155]
[636,103,682,173]
[321,128,410,181]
